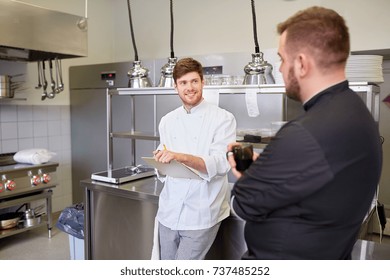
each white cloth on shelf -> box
[13,149,55,165]
[245,88,260,117]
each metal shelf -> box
[111,131,159,141]
[0,97,27,101]
[112,84,287,96]
[0,189,54,239]
[0,215,48,239]
[106,82,380,169]
[111,82,379,96]
[107,85,288,168]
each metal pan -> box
[0,204,26,230]
[0,212,23,229]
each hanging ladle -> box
[55,58,64,93]
[46,59,55,99]
[35,61,42,89]
[41,60,49,100]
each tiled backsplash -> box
[0,104,72,212]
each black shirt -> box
[232,81,382,259]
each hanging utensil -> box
[41,60,48,100]
[47,59,56,98]
[35,61,42,89]
[55,58,64,93]
[54,58,60,93]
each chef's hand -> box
[226,142,260,179]
[153,149,207,174]
[153,148,176,163]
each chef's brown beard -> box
[285,66,301,102]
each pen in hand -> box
[154,144,174,163]
[153,144,167,160]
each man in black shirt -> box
[227,6,382,259]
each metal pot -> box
[24,208,36,219]
[23,215,42,227]
[0,75,14,98]
[21,205,44,227]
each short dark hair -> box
[277,6,350,69]
[173,58,204,82]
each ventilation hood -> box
[0,0,87,62]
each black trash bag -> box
[56,203,84,239]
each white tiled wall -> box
[0,104,72,212]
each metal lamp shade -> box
[243,53,275,85]
[158,57,177,87]
[127,61,153,88]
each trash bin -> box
[56,203,85,260]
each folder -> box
[141,157,201,180]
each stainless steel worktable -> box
[352,239,390,259]
[81,177,390,260]
[82,176,163,260]
[81,176,247,260]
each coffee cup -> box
[232,144,253,171]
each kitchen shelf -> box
[106,85,289,169]
[113,84,287,96]
[112,82,377,96]
[0,189,54,239]
[0,97,27,102]
[111,131,159,140]
[106,82,380,170]
[0,215,48,239]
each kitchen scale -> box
[91,165,156,184]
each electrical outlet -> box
[203,66,223,75]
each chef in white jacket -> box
[152,57,236,260]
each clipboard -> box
[141,157,201,180]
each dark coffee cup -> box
[233,144,253,171]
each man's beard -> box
[285,66,301,102]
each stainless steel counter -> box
[81,176,246,260]
[81,177,389,260]
[82,177,162,260]
[352,239,390,260]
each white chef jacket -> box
[156,100,236,230]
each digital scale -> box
[91,165,156,184]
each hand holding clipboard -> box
[141,157,201,180]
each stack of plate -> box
[270,55,384,84]
[346,55,383,83]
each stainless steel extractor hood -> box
[0,0,88,61]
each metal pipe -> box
[107,88,113,173]
[85,0,88,19]
[131,95,136,166]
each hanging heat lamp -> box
[243,0,275,85]
[158,0,177,87]
[126,0,152,88]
